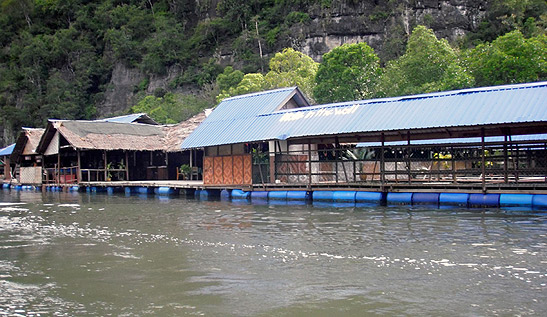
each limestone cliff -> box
[100,0,488,115]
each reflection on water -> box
[0,190,546,316]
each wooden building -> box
[10,128,45,185]
[0,143,15,182]
[181,82,547,192]
[182,87,311,186]
[36,111,207,185]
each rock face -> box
[98,0,487,114]
[99,63,144,117]
[287,0,486,61]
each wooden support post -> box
[104,150,108,181]
[503,135,509,183]
[514,137,519,183]
[451,146,456,183]
[481,128,486,193]
[308,139,312,188]
[544,142,547,183]
[125,151,129,181]
[407,131,411,184]
[380,133,385,189]
[57,152,61,185]
[394,148,398,183]
[274,141,280,182]
[77,149,82,183]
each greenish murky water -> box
[0,190,546,316]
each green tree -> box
[215,48,318,102]
[131,92,210,124]
[265,48,318,100]
[217,66,244,92]
[216,73,267,102]
[378,25,473,97]
[313,42,382,103]
[464,30,547,86]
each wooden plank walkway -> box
[80,180,204,189]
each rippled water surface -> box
[0,190,546,316]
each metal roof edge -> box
[259,81,547,118]
[220,86,297,103]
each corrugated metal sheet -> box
[181,87,309,148]
[181,82,547,149]
[97,113,158,125]
[0,143,15,156]
[356,134,547,147]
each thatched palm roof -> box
[37,111,209,154]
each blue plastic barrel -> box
[387,192,413,205]
[2,183,10,189]
[532,195,547,210]
[287,191,309,201]
[412,193,440,205]
[269,191,288,200]
[200,189,211,200]
[107,187,115,195]
[155,187,173,195]
[468,194,500,208]
[333,191,357,202]
[313,191,335,201]
[137,187,150,195]
[355,192,383,204]
[194,189,202,199]
[251,191,268,200]
[231,189,250,200]
[125,187,132,195]
[439,193,469,207]
[500,194,534,207]
[69,186,79,192]
[220,189,231,201]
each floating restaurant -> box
[3,81,547,208]
[180,82,547,208]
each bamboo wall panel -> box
[223,156,233,185]
[203,156,214,184]
[233,155,243,184]
[213,156,223,184]
[203,154,252,185]
[243,155,252,184]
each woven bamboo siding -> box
[203,154,252,185]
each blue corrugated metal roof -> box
[356,134,547,147]
[0,143,15,156]
[181,82,547,149]
[182,87,309,148]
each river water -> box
[0,190,545,316]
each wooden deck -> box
[80,180,204,189]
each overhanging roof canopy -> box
[181,87,310,149]
[181,82,547,149]
[356,133,547,147]
[0,143,15,156]
[96,113,159,125]
[10,128,45,163]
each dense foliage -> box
[314,42,382,104]
[0,0,546,142]
[217,48,318,102]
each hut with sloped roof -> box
[36,111,208,184]
[0,143,15,182]
[10,128,46,184]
